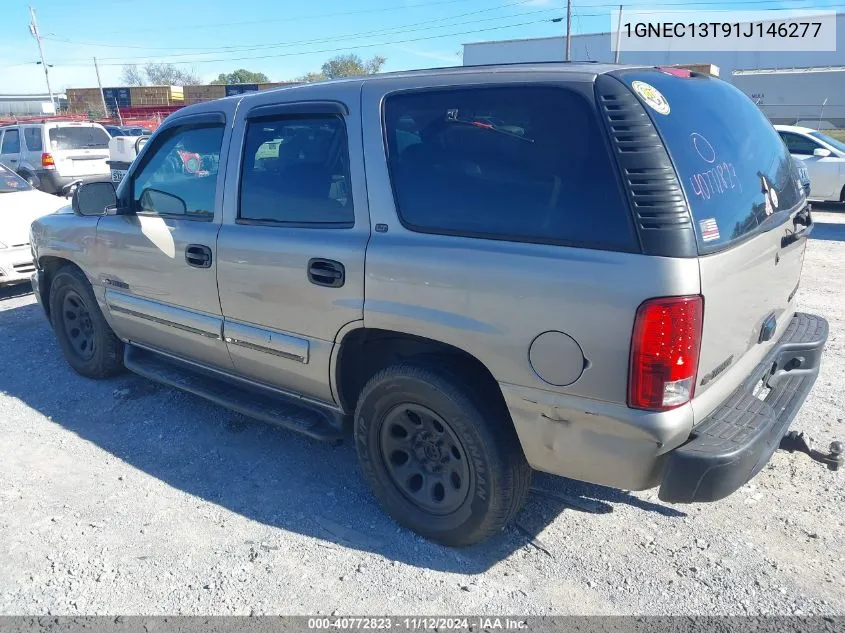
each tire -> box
[49,265,124,379]
[354,361,531,546]
[20,172,37,188]
[840,185,845,203]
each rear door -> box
[616,70,808,420]
[0,127,22,171]
[216,85,369,404]
[46,123,110,177]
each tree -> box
[120,64,145,86]
[322,54,385,79]
[120,63,203,86]
[295,54,386,83]
[144,63,203,85]
[211,69,269,84]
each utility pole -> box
[565,0,572,61]
[94,57,109,118]
[28,6,56,112]
[614,4,623,64]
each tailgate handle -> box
[782,206,813,248]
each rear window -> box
[383,85,636,251]
[48,126,110,150]
[621,71,802,252]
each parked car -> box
[30,65,828,546]
[0,121,111,194]
[122,126,152,136]
[0,163,69,285]
[775,124,845,202]
[102,125,125,137]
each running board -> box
[124,344,347,442]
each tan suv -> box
[29,64,828,546]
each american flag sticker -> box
[700,218,720,242]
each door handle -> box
[782,206,813,248]
[185,244,212,268]
[307,258,345,288]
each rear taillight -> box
[41,153,55,168]
[628,296,703,411]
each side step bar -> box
[124,344,347,442]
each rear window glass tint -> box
[621,72,802,252]
[49,126,110,150]
[383,86,636,251]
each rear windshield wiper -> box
[446,118,534,144]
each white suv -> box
[0,121,111,195]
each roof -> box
[229,61,631,99]
[773,124,818,134]
[733,66,845,75]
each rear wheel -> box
[840,185,845,203]
[354,362,531,546]
[49,265,124,379]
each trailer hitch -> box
[779,431,843,471]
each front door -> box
[94,113,233,369]
[215,92,369,404]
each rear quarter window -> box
[383,85,637,252]
[620,71,803,252]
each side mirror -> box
[139,188,187,216]
[813,147,832,158]
[72,181,118,216]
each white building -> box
[462,13,845,77]
[462,13,845,126]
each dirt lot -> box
[0,211,843,616]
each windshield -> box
[620,71,803,253]
[0,163,32,193]
[809,131,845,153]
[48,126,110,150]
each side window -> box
[24,128,43,152]
[780,132,820,156]
[1,129,20,154]
[383,86,635,251]
[131,123,224,219]
[239,115,354,226]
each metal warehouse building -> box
[462,12,845,126]
[462,13,845,75]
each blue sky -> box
[1,0,841,93]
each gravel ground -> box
[0,210,843,616]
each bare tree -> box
[143,63,203,85]
[120,64,146,86]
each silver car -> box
[29,64,828,546]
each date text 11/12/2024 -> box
[308,617,529,630]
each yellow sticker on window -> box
[631,80,670,116]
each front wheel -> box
[49,265,124,379]
[354,362,531,546]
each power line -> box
[50,6,556,64]
[79,0,486,36]
[44,0,536,52]
[52,17,565,68]
[13,0,843,70]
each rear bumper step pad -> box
[659,312,829,503]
